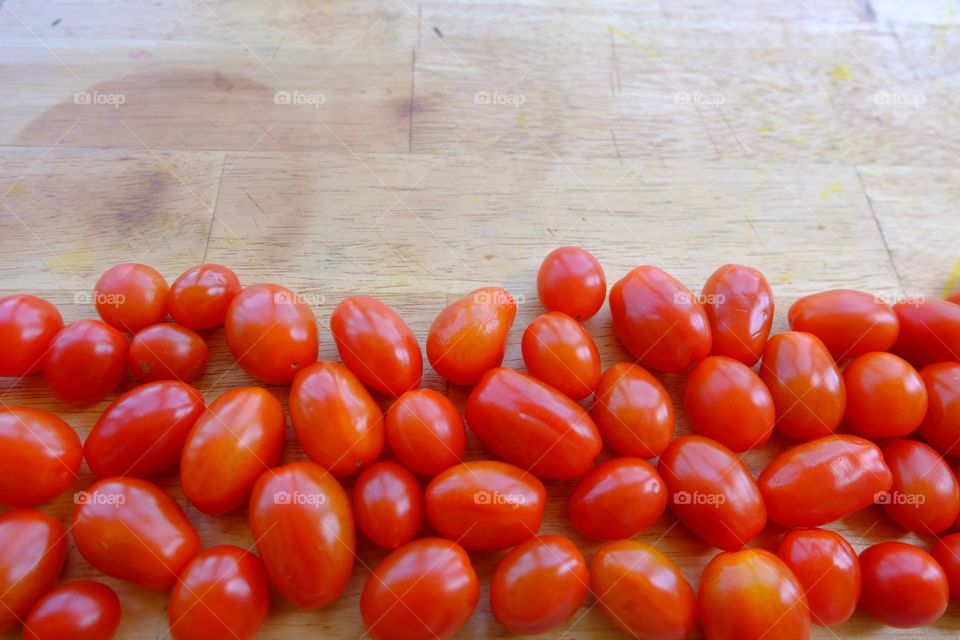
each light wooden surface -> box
[1,0,959,638]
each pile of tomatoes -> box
[2,250,960,640]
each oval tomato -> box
[128,323,208,383]
[788,289,899,360]
[0,294,62,377]
[0,406,81,505]
[701,264,773,366]
[352,461,423,549]
[843,352,927,439]
[385,388,465,476]
[568,457,666,540]
[589,363,673,458]
[918,362,960,455]
[777,529,860,627]
[880,439,959,534]
[859,542,948,628]
[168,264,241,330]
[893,298,960,367]
[521,311,601,400]
[23,581,120,640]
[536,246,606,321]
[43,319,127,404]
[931,533,960,604]
[94,263,169,333]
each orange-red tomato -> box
[385,388,465,476]
[361,538,478,640]
[859,542,948,628]
[249,461,355,610]
[759,331,845,441]
[568,457,666,540]
[609,266,711,372]
[352,461,423,549]
[23,581,120,640]
[426,287,517,385]
[893,298,960,367]
[931,533,960,604]
[0,294,62,377]
[683,356,775,451]
[843,352,927,439]
[521,311,601,400]
[425,460,546,551]
[701,264,773,366]
[94,263,169,333]
[128,323,208,383]
[330,295,422,396]
[0,406,81,506]
[224,283,318,384]
[290,362,384,477]
[43,319,127,404]
[881,439,959,534]
[918,362,960,455]
[491,535,587,635]
[536,246,606,321]
[591,540,696,640]
[590,363,673,458]
[788,289,899,360]
[777,529,860,627]
[168,264,241,330]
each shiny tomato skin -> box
[590,363,673,458]
[658,435,765,551]
[683,356,775,452]
[569,457,666,540]
[788,289,899,360]
[521,311,601,400]
[537,247,606,321]
[361,538,478,640]
[950,291,960,305]
[702,264,774,366]
[591,540,696,640]
[758,435,892,528]
[168,264,241,330]
[23,581,120,640]
[0,407,81,506]
[290,362,384,477]
[491,535,587,635]
[859,542,948,628]
[385,389,465,476]
[352,461,423,549]
[918,362,960,455]
[777,529,860,627]
[843,352,927,438]
[609,266,711,372]
[465,368,601,479]
[0,294,63,377]
[881,439,959,534]
[249,461,355,610]
[893,299,960,367]
[128,323,208,383]
[43,319,127,404]
[931,533,960,604]
[94,263,169,333]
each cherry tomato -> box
[94,263,169,333]
[43,319,127,404]
[0,294,62,377]
[701,264,773,366]
[758,435,892,528]
[521,311,601,400]
[168,264,241,330]
[759,331,845,441]
[683,356,775,451]
[249,461,355,610]
[893,298,960,367]
[128,323,208,383]
[225,283,318,384]
[385,388,465,476]
[918,362,960,455]
[536,246,606,321]
[352,461,423,549]
[859,541,948,628]
[361,538,478,640]
[426,287,516,385]
[658,435,765,550]
[591,540,695,640]
[23,581,120,640]
[777,529,860,627]
[788,289,899,360]
[843,352,927,438]
[330,295,422,396]
[71,477,199,589]
[168,545,269,640]
[465,368,601,479]
[609,265,711,372]
[0,509,67,634]
[491,535,587,635]
[931,533,960,604]
[568,457,666,540]
[699,549,810,640]
[880,439,959,534]
[290,362,384,477]
[0,406,81,505]
[181,387,284,515]
[425,460,546,551]
[589,363,673,458]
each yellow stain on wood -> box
[45,243,95,274]
[4,180,27,197]
[517,113,528,131]
[820,183,845,200]
[943,257,960,298]
[758,126,773,135]
[779,273,795,284]
[830,64,854,82]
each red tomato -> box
[290,362,384,477]
[466,368,601,479]
[224,283,318,384]
[589,363,673,458]
[0,406,81,505]
[490,535,587,635]
[23,581,120,640]
[330,295,422,396]
[249,461,355,610]
[591,540,695,640]
[71,477,199,589]
[385,388,465,476]
[43,319,127,404]
[181,387,285,515]
[425,460,546,551]
[843,352,927,438]
[609,266,711,372]
[168,264,241,330]
[361,538,478,640]
[777,529,860,627]
[128,323,208,383]
[658,436,766,550]
[521,311,601,400]
[0,509,67,634]
[759,331,845,441]
[758,435,892,528]
[893,298,960,367]
[536,247,606,321]
[568,457,666,540]
[918,362,960,455]
[168,545,270,640]
[352,461,423,549]
[931,533,960,604]
[426,287,517,385]
[683,356,775,451]
[880,439,959,534]
[94,263,169,333]
[788,289,899,360]
[699,549,810,640]
[859,542,948,628]
[950,291,960,305]
[0,294,62,377]
[701,264,773,366]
